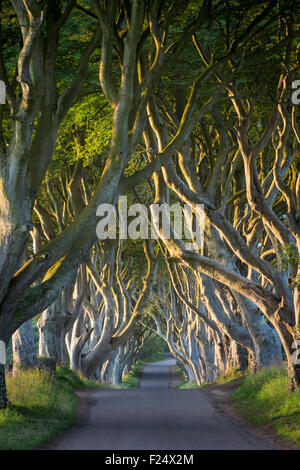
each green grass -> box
[174,365,243,389]
[0,366,105,450]
[214,368,246,385]
[198,368,246,389]
[178,382,200,389]
[232,367,300,444]
[56,365,107,389]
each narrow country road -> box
[46,359,278,450]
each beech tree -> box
[1,0,299,408]
[138,2,300,389]
[1,0,223,406]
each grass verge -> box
[178,382,200,389]
[214,368,246,386]
[232,367,300,444]
[0,366,105,450]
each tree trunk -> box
[123,363,131,375]
[38,306,59,359]
[12,319,37,374]
[0,364,7,409]
[112,347,124,386]
[38,302,70,363]
[100,359,110,383]
[287,360,300,392]
[112,361,123,386]
[273,319,300,391]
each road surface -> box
[47,359,277,450]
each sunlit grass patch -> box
[233,367,300,444]
[178,382,200,389]
[0,367,104,450]
[215,368,246,385]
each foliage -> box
[137,334,169,362]
[270,244,300,287]
[53,94,113,170]
[279,244,300,274]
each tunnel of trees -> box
[0,0,300,409]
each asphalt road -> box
[49,359,277,450]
